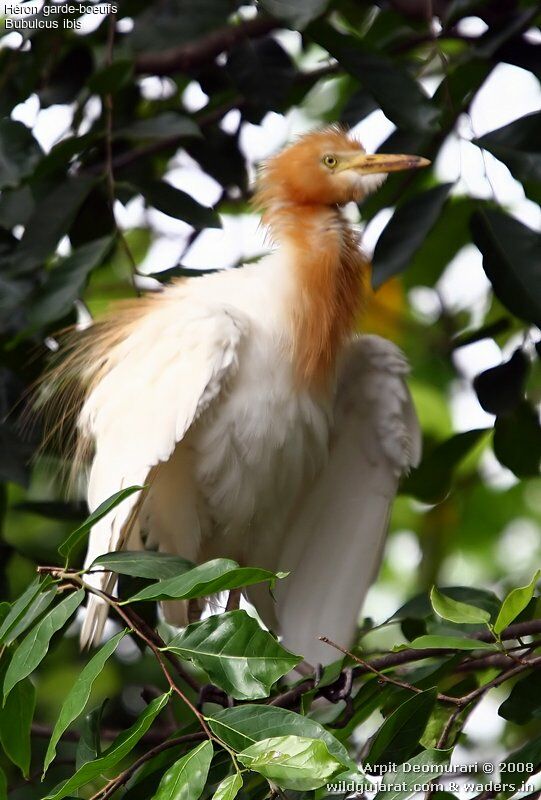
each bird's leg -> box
[187,598,203,623]
[225,587,241,611]
[319,666,354,702]
[196,683,234,711]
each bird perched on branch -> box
[47,127,425,665]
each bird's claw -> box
[320,666,353,703]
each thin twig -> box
[320,636,461,706]
[90,732,205,800]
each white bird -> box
[50,127,424,665]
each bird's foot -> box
[319,666,353,702]
[196,683,233,711]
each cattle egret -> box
[49,127,426,665]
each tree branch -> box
[134,15,279,76]
[352,618,541,677]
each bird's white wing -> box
[79,296,247,646]
[274,335,421,665]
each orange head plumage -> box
[255,126,430,210]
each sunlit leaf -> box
[430,587,491,625]
[405,635,496,651]
[207,704,353,769]
[237,735,343,790]
[494,569,541,635]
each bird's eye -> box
[322,154,337,169]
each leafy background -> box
[1,0,541,798]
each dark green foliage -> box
[1,0,541,796]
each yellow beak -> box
[337,152,430,174]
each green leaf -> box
[3,589,85,701]
[165,610,301,700]
[120,113,200,141]
[0,577,48,644]
[59,486,144,563]
[494,569,541,635]
[212,773,243,800]
[367,689,436,767]
[237,735,342,791]
[471,209,541,328]
[207,704,353,769]
[44,692,170,800]
[2,588,57,646]
[91,551,195,580]
[9,176,96,275]
[475,110,541,201]
[137,181,221,228]
[28,236,114,329]
[310,23,439,131]
[489,733,541,800]
[430,587,491,625]
[406,635,496,651]
[76,702,106,769]
[373,749,453,800]
[473,349,529,416]
[402,429,488,504]
[259,0,329,29]
[499,670,541,725]
[0,678,35,777]
[0,119,42,190]
[392,587,501,622]
[151,740,213,800]
[43,629,128,775]
[228,38,295,115]
[372,184,452,289]
[88,59,134,95]
[494,401,541,478]
[126,559,284,603]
